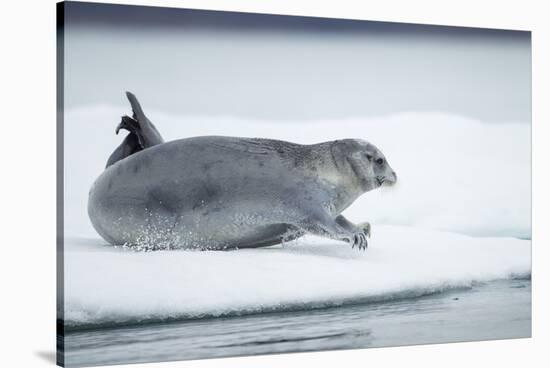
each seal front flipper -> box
[335,215,371,239]
[297,209,369,251]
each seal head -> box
[330,139,397,194]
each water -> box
[63,279,531,367]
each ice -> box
[63,226,530,327]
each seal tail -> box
[105,92,165,168]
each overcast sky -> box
[61,2,531,123]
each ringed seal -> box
[88,92,397,251]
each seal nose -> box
[392,171,397,182]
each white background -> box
[0,0,548,367]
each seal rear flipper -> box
[105,92,165,168]
[116,115,146,148]
[105,133,143,168]
[125,91,164,147]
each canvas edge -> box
[56,1,66,367]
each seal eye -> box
[365,154,373,161]
[376,158,384,165]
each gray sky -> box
[61,2,531,123]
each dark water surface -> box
[63,279,531,367]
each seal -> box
[88,92,397,251]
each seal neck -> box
[305,142,365,214]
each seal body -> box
[88,92,397,250]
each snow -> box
[62,106,531,327]
[63,226,530,327]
